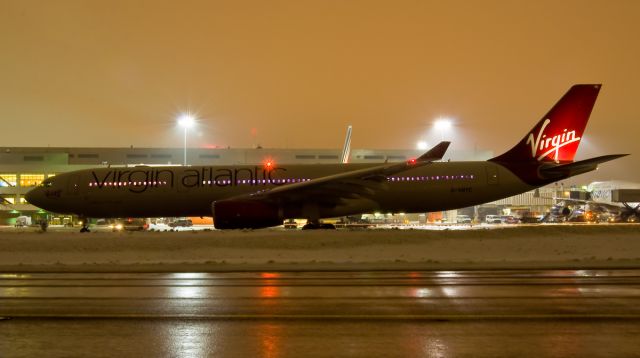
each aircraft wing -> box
[222,141,450,207]
[557,196,640,214]
[556,197,621,211]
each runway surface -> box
[2,269,640,357]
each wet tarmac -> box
[1,269,640,357]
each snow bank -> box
[0,225,639,271]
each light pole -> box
[177,113,195,166]
[434,118,452,141]
[417,141,429,150]
[433,117,452,223]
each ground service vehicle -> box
[485,215,502,224]
[456,215,472,224]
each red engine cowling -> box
[213,200,283,229]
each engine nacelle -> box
[213,200,283,229]
[550,205,572,217]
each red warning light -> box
[261,272,280,279]
[263,158,275,170]
[408,158,417,165]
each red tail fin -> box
[491,84,601,164]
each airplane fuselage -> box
[30,161,535,219]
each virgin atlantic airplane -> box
[25,84,626,230]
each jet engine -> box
[541,204,573,222]
[550,205,572,217]
[212,199,283,229]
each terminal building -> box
[0,145,594,226]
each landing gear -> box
[301,220,336,230]
[39,220,48,232]
[79,217,91,233]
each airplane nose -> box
[25,188,42,207]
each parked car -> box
[94,219,118,231]
[108,218,147,231]
[501,215,520,224]
[519,212,542,223]
[283,219,298,229]
[123,218,148,231]
[169,219,193,228]
[456,215,472,224]
[485,215,502,224]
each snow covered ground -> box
[0,225,639,272]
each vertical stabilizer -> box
[341,125,352,164]
[491,84,601,164]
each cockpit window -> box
[40,179,54,188]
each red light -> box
[261,272,280,279]
[263,158,275,170]
[260,286,279,298]
[408,158,417,165]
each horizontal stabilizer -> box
[540,154,628,178]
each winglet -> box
[417,141,450,162]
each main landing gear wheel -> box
[79,217,91,233]
[301,221,336,230]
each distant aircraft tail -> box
[490,84,601,164]
[341,125,352,164]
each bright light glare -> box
[263,157,275,169]
[417,141,429,150]
[178,113,196,128]
[434,118,452,131]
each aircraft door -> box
[486,164,499,185]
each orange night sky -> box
[1,0,638,181]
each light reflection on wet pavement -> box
[1,269,640,357]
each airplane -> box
[547,180,640,222]
[341,125,353,164]
[25,84,627,231]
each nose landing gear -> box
[79,217,91,233]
